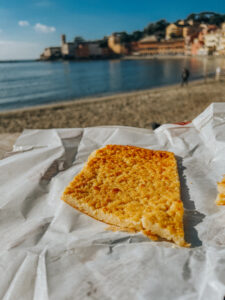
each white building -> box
[217,36,225,55]
[41,47,61,59]
[204,32,220,55]
[217,23,225,55]
[61,34,76,58]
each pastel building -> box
[166,24,183,40]
[166,21,201,43]
[75,40,113,58]
[204,32,220,55]
[88,42,103,56]
[108,33,128,55]
[61,34,76,58]
[136,37,185,55]
[222,22,225,33]
[217,24,225,55]
[189,31,205,55]
[186,24,224,56]
[218,36,225,55]
[40,47,61,60]
[75,43,89,58]
[190,38,205,55]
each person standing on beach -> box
[215,66,221,81]
[181,68,190,86]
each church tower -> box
[61,34,66,46]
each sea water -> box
[0,57,223,110]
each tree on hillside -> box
[119,32,132,44]
[185,12,225,26]
[131,30,144,41]
[154,19,169,31]
[208,14,225,26]
[198,12,210,23]
[186,13,196,21]
[74,36,85,44]
[144,19,169,38]
[99,37,108,48]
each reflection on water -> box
[109,60,122,90]
[0,57,224,110]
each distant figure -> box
[181,68,190,86]
[215,66,221,81]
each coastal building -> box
[200,24,208,35]
[184,24,201,40]
[75,43,89,58]
[217,23,225,55]
[186,30,205,56]
[190,38,205,56]
[166,20,202,44]
[195,47,208,56]
[218,36,225,55]
[221,22,225,34]
[139,35,158,43]
[39,18,225,61]
[102,46,114,57]
[75,40,113,58]
[165,24,183,40]
[61,34,76,59]
[204,32,220,55]
[108,33,128,55]
[39,33,115,60]
[136,38,185,55]
[184,29,199,56]
[187,19,194,26]
[177,20,191,39]
[129,36,159,55]
[40,47,61,60]
[88,41,103,57]
[129,42,139,54]
[165,20,194,40]
[185,23,225,56]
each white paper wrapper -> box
[1,103,225,300]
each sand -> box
[0,78,225,134]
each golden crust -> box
[216,175,225,205]
[62,145,189,247]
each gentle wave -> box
[0,58,222,111]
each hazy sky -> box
[0,0,224,60]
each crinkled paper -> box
[1,103,225,300]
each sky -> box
[0,0,224,60]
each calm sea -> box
[0,57,224,111]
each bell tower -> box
[61,34,66,46]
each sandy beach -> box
[0,78,225,134]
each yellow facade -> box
[166,24,183,40]
[108,35,127,55]
[222,22,225,33]
[42,47,61,58]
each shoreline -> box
[0,55,223,64]
[0,78,224,134]
[0,78,207,114]
[122,55,225,60]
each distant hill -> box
[119,12,225,43]
[185,12,225,26]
